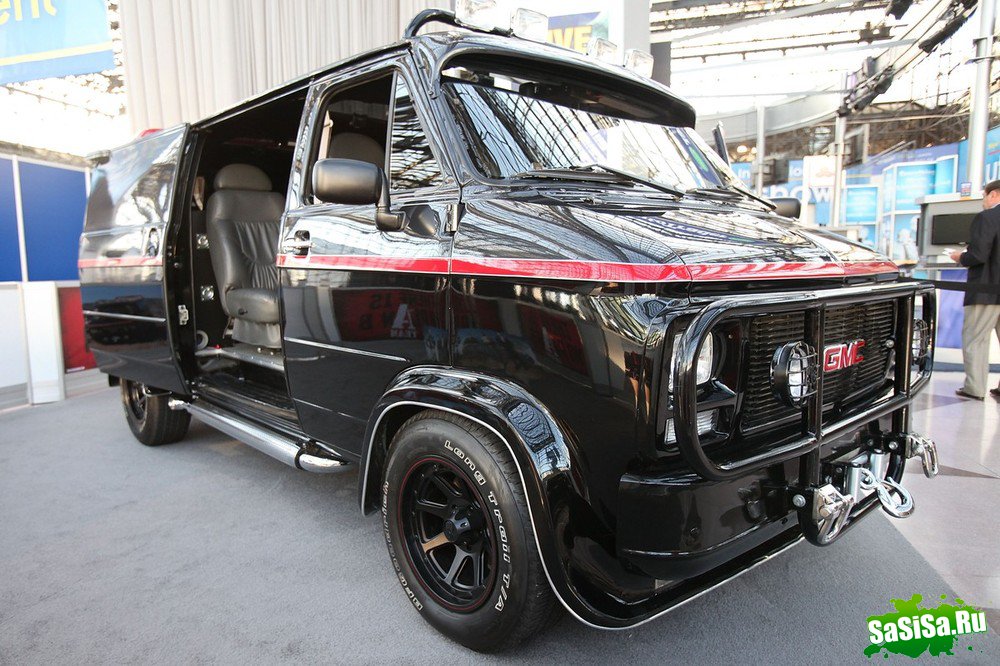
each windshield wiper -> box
[687,185,774,209]
[511,168,629,185]
[511,165,684,198]
[573,164,685,197]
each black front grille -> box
[741,300,896,431]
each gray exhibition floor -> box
[1,376,998,664]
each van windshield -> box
[441,62,744,194]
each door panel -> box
[280,204,450,455]
[78,126,190,394]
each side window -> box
[390,76,443,190]
[305,73,393,203]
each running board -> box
[168,399,351,474]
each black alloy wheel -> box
[124,379,148,423]
[398,457,496,611]
[381,411,559,652]
[120,378,190,446]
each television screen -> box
[930,213,976,245]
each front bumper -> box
[618,425,938,581]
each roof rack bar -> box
[403,8,513,39]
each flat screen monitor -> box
[930,213,976,245]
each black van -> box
[79,10,939,652]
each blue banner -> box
[0,0,113,85]
[731,162,753,188]
[889,163,936,212]
[844,185,879,224]
[547,12,606,53]
[957,124,1000,188]
[934,156,957,194]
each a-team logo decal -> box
[865,594,989,658]
[823,339,865,372]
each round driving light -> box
[771,341,817,407]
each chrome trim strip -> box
[361,397,803,630]
[283,336,408,362]
[82,309,167,323]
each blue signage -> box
[957,124,1000,187]
[788,159,804,181]
[889,163,936,212]
[934,156,957,194]
[844,185,879,224]
[0,0,113,85]
[731,162,754,188]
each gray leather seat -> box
[206,164,284,348]
[329,132,385,167]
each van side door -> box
[279,62,456,456]
[79,126,191,394]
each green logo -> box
[865,594,989,658]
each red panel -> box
[58,287,96,372]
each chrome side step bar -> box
[168,399,351,474]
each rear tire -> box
[120,379,190,446]
[381,411,559,652]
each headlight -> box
[669,332,717,390]
[696,334,715,385]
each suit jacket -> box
[960,204,1000,306]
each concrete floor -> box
[1,373,998,664]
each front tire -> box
[120,379,190,446]
[381,411,558,652]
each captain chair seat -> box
[206,164,284,348]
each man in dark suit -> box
[949,179,1000,400]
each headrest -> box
[328,133,385,168]
[214,164,273,192]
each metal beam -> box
[654,0,860,43]
[673,39,917,73]
[966,0,996,191]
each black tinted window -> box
[390,77,442,190]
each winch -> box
[792,432,938,545]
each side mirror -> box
[711,122,730,165]
[771,197,801,219]
[311,158,405,232]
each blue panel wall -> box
[19,161,87,282]
[0,158,22,282]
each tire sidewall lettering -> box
[443,438,513,614]
[382,480,424,612]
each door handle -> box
[281,230,312,255]
[281,239,313,253]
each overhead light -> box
[587,38,620,64]
[623,49,655,77]
[455,0,501,31]
[511,8,548,42]
[886,0,913,20]
[918,13,969,54]
[859,22,891,43]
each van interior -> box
[168,73,395,427]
